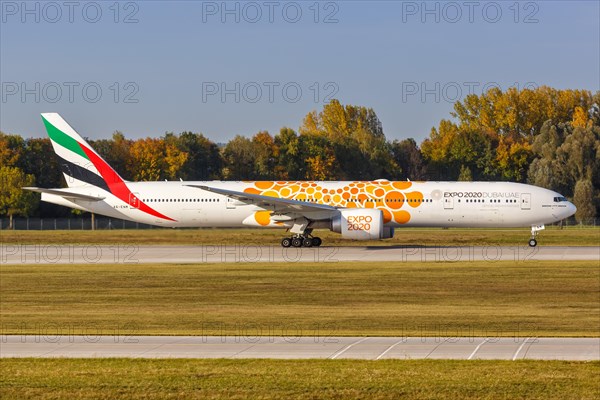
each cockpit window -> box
[553,196,568,202]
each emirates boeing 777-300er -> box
[25,113,577,247]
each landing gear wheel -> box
[529,225,544,248]
[281,238,292,248]
[302,238,313,247]
[291,237,303,248]
[312,237,322,247]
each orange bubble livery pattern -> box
[245,181,424,226]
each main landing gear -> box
[281,234,322,248]
[529,224,545,247]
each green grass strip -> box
[1,359,598,399]
[1,261,598,337]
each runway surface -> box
[1,336,598,360]
[1,245,598,264]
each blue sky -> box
[1,1,598,143]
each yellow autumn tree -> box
[572,106,589,128]
[496,136,533,181]
[128,138,164,181]
[164,143,188,180]
[421,119,459,163]
[128,138,187,181]
[299,100,393,179]
[306,152,337,180]
[0,133,23,167]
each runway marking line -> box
[468,338,489,360]
[424,337,452,359]
[376,339,406,360]
[229,343,259,358]
[40,342,74,358]
[521,337,540,359]
[512,337,531,361]
[329,337,370,359]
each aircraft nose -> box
[568,201,577,217]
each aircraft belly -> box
[177,206,250,228]
[404,207,505,228]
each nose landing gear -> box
[529,224,545,247]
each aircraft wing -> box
[185,185,339,213]
[23,187,106,202]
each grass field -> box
[1,359,598,399]
[1,226,599,246]
[1,261,598,336]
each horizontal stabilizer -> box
[23,187,105,202]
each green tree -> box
[0,166,38,229]
[21,138,63,189]
[299,100,394,179]
[252,131,278,179]
[528,122,569,193]
[458,165,473,181]
[299,134,338,180]
[175,132,223,180]
[390,138,426,180]
[222,136,257,179]
[452,86,594,138]
[91,131,132,180]
[421,120,460,179]
[423,87,598,183]
[590,91,600,127]
[21,138,69,217]
[274,127,303,180]
[422,122,500,180]
[572,179,596,223]
[528,120,600,217]
[495,137,533,182]
[556,125,600,185]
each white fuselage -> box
[42,180,576,230]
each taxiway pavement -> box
[1,336,598,360]
[1,245,598,264]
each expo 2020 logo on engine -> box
[347,215,372,231]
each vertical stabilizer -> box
[41,113,123,190]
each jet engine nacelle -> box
[331,208,389,240]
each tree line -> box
[1,86,599,223]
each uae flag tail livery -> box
[27,113,174,222]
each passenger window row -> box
[143,198,219,203]
[458,199,517,203]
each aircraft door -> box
[226,197,236,209]
[443,196,454,210]
[521,193,531,210]
[129,192,140,209]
